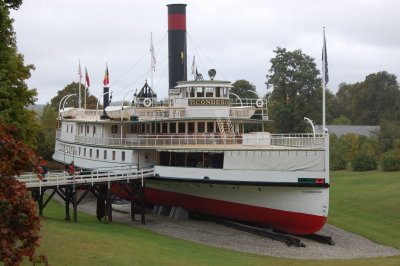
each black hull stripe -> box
[149,176,330,188]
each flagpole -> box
[78,60,82,108]
[322,27,328,134]
[150,33,155,90]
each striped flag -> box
[103,64,109,86]
[322,28,329,86]
[85,67,90,87]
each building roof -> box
[315,125,380,138]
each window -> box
[222,87,228,98]
[162,123,168,133]
[196,87,204,97]
[71,125,73,133]
[131,124,137,133]
[89,149,92,157]
[96,149,99,159]
[93,126,96,135]
[207,122,214,133]
[86,126,90,134]
[198,122,205,133]
[190,87,195,97]
[188,122,194,133]
[111,125,118,134]
[112,151,116,160]
[78,147,81,155]
[67,125,69,133]
[80,125,84,133]
[178,122,185,133]
[122,151,125,161]
[205,87,213,97]
[104,150,107,160]
[170,122,176,133]
[84,148,86,157]
[216,87,221,97]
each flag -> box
[78,60,82,80]
[322,28,329,86]
[191,55,196,76]
[85,67,90,87]
[150,33,156,72]
[103,64,109,86]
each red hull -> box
[145,187,326,235]
[111,184,326,235]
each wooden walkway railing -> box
[17,166,154,189]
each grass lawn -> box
[24,171,400,265]
[329,171,400,249]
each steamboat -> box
[53,4,329,235]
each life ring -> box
[255,98,263,108]
[143,98,152,107]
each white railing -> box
[133,108,185,120]
[17,166,154,189]
[71,133,326,149]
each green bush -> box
[330,141,347,170]
[351,143,377,171]
[380,149,400,171]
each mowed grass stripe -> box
[329,171,400,249]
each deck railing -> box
[17,166,154,189]
[70,133,326,149]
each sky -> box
[10,0,400,105]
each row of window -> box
[186,87,229,98]
[59,143,126,162]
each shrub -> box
[330,140,347,170]
[351,143,377,171]
[380,149,400,171]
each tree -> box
[36,104,58,160]
[50,82,100,110]
[351,72,400,125]
[379,120,400,152]
[333,82,359,123]
[266,47,322,133]
[0,1,39,147]
[0,121,47,266]
[331,115,352,125]
[230,79,258,100]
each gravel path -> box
[59,193,400,260]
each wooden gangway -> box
[17,166,154,189]
[17,166,154,223]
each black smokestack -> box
[101,86,109,119]
[167,4,187,91]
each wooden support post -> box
[140,182,145,224]
[106,187,112,223]
[130,182,135,221]
[72,189,78,222]
[65,188,71,221]
[38,191,44,216]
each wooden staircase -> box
[217,117,235,144]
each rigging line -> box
[109,32,168,90]
[154,57,169,91]
[115,55,168,100]
[109,53,147,90]
[120,68,152,92]
[187,33,217,78]
[187,32,229,80]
